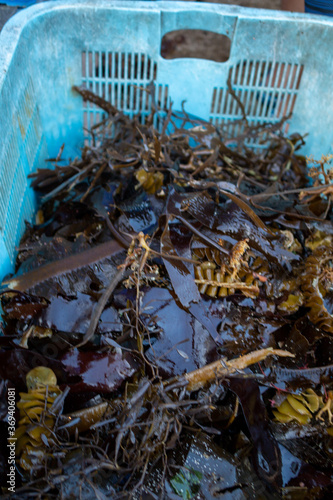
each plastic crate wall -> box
[1,0,333,282]
[0,42,48,282]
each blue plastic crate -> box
[1,0,333,282]
[1,1,38,5]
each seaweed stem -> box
[75,266,130,348]
[184,348,295,391]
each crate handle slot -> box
[161,30,231,63]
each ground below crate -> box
[0,5,17,31]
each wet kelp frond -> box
[1,86,333,499]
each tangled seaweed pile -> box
[1,86,333,498]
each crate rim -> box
[2,0,333,95]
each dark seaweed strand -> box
[175,215,230,256]
[75,267,130,348]
[73,85,118,115]
[2,239,126,292]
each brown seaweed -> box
[2,85,333,499]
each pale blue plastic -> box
[1,0,333,283]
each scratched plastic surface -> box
[1,0,333,282]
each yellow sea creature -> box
[15,367,62,472]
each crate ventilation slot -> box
[0,78,45,262]
[210,60,304,149]
[81,51,168,143]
